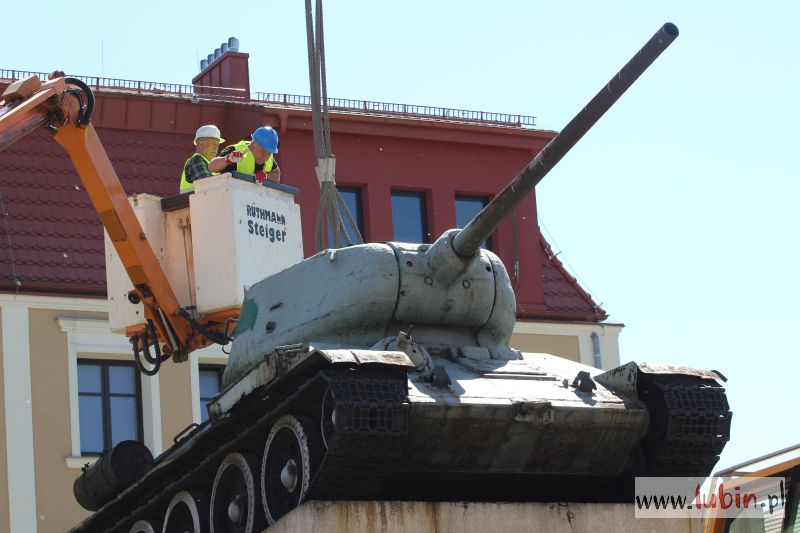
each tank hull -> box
[402,357,647,477]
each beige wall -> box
[0,310,10,533]
[512,321,624,369]
[30,309,103,532]
[510,332,581,363]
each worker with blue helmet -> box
[209,126,281,183]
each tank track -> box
[70,365,409,532]
[638,374,732,476]
[308,369,409,500]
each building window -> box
[455,195,491,250]
[199,365,224,423]
[391,191,429,243]
[77,360,142,454]
[327,186,364,246]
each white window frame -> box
[190,347,228,424]
[57,317,162,467]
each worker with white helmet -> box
[209,126,281,183]
[179,124,225,192]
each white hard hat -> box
[194,124,225,145]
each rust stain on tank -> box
[424,501,442,532]
[379,502,389,531]
[365,500,378,531]
[337,500,353,532]
[389,501,406,530]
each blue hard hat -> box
[252,126,279,153]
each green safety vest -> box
[179,153,212,192]
[231,140,274,175]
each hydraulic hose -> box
[63,77,95,126]
[132,321,169,376]
[178,308,231,346]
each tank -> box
[70,22,731,533]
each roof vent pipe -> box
[200,59,208,70]
[207,53,214,63]
[221,42,229,54]
[214,48,221,59]
[228,37,239,52]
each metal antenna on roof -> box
[305,0,363,252]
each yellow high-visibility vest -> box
[231,140,274,174]
[179,153,211,192]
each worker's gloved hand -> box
[224,151,244,164]
[254,171,267,184]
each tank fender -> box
[209,346,413,418]
[595,361,726,399]
[597,361,731,476]
[319,348,414,368]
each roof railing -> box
[0,69,248,101]
[0,69,536,128]
[254,92,535,127]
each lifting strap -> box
[305,0,364,251]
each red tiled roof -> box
[537,234,607,321]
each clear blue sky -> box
[5,1,798,471]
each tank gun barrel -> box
[452,22,679,257]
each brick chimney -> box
[192,37,250,99]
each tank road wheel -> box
[261,415,320,525]
[128,520,161,533]
[320,386,335,449]
[210,453,265,533]
[162,490,209,533]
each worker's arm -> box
[267,162,281,183]
[208,146,242,173]
[255,162,281,184]
[208,156,230,173]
